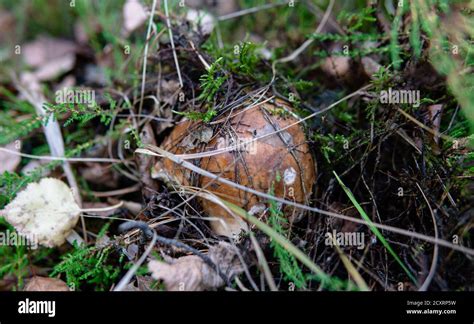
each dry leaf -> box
[148,242,243,291]
[23,36,76,68]
[123,0,148,35]
[21,36,76,82]
[321,55,351,80]
[186,0,238,16]
[0,178,81,248]
[24,276,70,291]
[0,142,21,173]
[160,79,181,106]
[123,276,155,291]
[320,44,352,81]
[361,57,382,79]
[34,54,76,81]
[427,104,443,144]
[81,162,118,187]
[21,159,50,177]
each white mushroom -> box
[0,178,81,248]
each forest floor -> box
[0,0,472,291]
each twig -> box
[397,108,455,142]
[80,201,124,214]
[116,221,231,287]
[189,40,211,71]
[114,225,157,291]
[88,184,141,197]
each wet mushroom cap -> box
[153,99,316,237]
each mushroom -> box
[0,178,81,247]
[153,99,316,237]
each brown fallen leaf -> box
[0,274,17,291]
[24,276,70,291]
[148,242,243,291]
[321,55,351,81]
[0,141,21,173]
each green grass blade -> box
[390,2,406,69]
[409,2,422,58]
[333,171,417,284]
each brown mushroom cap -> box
[153,99,316,237]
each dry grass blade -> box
[416,183,439,291]
[329,234,370,291]
[249,232,278,291]
[163,0,183,87]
